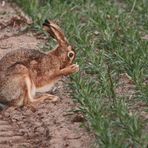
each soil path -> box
[0,2,92,148]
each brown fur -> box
[0,20,79,108]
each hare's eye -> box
[68,51,74,59]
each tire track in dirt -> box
[0,114,31,148]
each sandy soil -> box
[0,2,93,148]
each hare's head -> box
[43,20,76,68]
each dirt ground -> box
[0,2,93,148]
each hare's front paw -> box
[61,64,79,76]
[69,64,79,73]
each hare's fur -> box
[0,20,79,108]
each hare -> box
[0,20,79,109]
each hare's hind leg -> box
[36,94,59,102]
[3,64,35,107]
[24,77,58,107]
[8,64,58,107]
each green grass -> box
[12,0,148,147]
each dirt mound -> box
[0,1,92,148]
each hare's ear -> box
[43,19,69,46]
